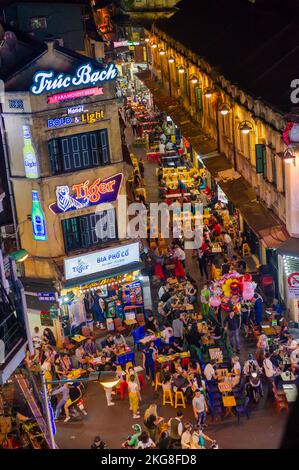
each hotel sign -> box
[64,242,140,281]
[49,173,123,214]
[30,63,118,96]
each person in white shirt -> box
[290,345,299,372]
[165,141,174,151]
[160,133,167,143]
[161,326,173,344]
[263,353,277,392]
[181,422,192,449]
[159,141,166,154]
[203,361,216,381]
[287,335,297,352]
[136,432,155,449]
[223,231,233,258]
[173,244,186,267]
[158,282,167,300]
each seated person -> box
[102,334,116,352]
[114,333,127,349]
[286,335,298,353]
[162,373,173,391]
[185,282,197,304]
[95,355,110,372]
[168,340,184,354]
[75,345,89,369]
[161,325,173,345]
[203,360,216,382]
[230,355,241,388]
[145,314,159,334]
[160,364,172,381]
[84,338,98,357]
[188,360,201,376]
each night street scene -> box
[0,0,299,458]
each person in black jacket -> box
[91,435,106,449]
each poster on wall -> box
[287,272,299,299]
[40,311,54,327]
[121,281,143,306]
[23,125,40,179]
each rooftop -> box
[156,0,299,114]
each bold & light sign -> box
[49,173,123,214]
[47,110,105,128]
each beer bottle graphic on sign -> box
[22,125,39,178]
[31,190,47,241]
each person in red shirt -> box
[212,223,222,236]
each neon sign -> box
[31,63,118,96]
[47,110,105,128]
[47,86,103,104]
[49,173,123,214]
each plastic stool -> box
[155,371,162,391]
[163,389,174,406]
[174,391,186,409]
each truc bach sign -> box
[64,242,140,281]
[30,63,118,96]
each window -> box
[62,209,117,253]
[175,68,180,88]
[255,144,267,176]
[8,99,24,109]
[271,153,277,185]
[282,158,286,193]
[30,17,47,30]
[194,87,202,113]
[48,129,110,175]
[183,73,188,97]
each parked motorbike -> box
[246,371,263,403]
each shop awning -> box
[63,261,144,289]
[258,226,290,249]
[277,237,299,257]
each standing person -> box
[181,422,192,449]
[168,411,184,448]
[173,244,186,268]
[131,116,138,136]
[200,285,210,317]
[221,258,231,275]
[197,247,209,280]
[192,389,208,427]
[139,158,145,179]
[263,352,276,394]
[224,310,241,354]
[223,232,234,258]
[158,431,170,449]
[172,313,184,344]
[104,385,115,407]
[253,293,263,325]
[142,342,156,385]
[240,301,251,338]
[128,375,141,419]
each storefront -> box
[277,238,299,324]
[59,241,151,336]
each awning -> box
[277,237,299,257]
[258,226,289,249]
[63,261,144,289]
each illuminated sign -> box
[31,63,118,96]
[47,86,103,104]
[68,105,85,115]
[22,125,39,178]
[31,190,47,241]
[49,173,123,214]
[64,242,140,281]
[114,40,128,48]
[47,110,105,128]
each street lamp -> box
[282,148,296,165]
[145,37,150,43]
[98,371,120,389]
[203,87,213,98]
[159,48,165,56]
[151,42,157,49]
[190,74,199,84]
[178,65,185,74]
[168,55,175,63]
[239,120,253,134]
[219,102,231,116]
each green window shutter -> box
[195,87,202,112]
[183,73,188,96]
[175,68,180,88]
[255,144,265,174]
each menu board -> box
[121,281,143,306]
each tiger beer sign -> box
[49,173,123,214]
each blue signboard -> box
[37,292,56,302]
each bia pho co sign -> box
[30,63,118,96]
[64,242,140,281]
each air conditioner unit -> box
[0,224,15,239]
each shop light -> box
[219,103,230,116]
[98,371,120,389]
[239,120,253,134]
[151,43,157,49]
[190,74,199,84]
[159,49,166,56]
[178,65,185,74]
[168,56,175,63]
[9,249,29,263]
[203,87,213,98]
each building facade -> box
[139,0,299,320]
[1,40,131,284]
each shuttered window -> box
[62,209,117,253]
[255,144,266,174]
[48,129,110,175]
